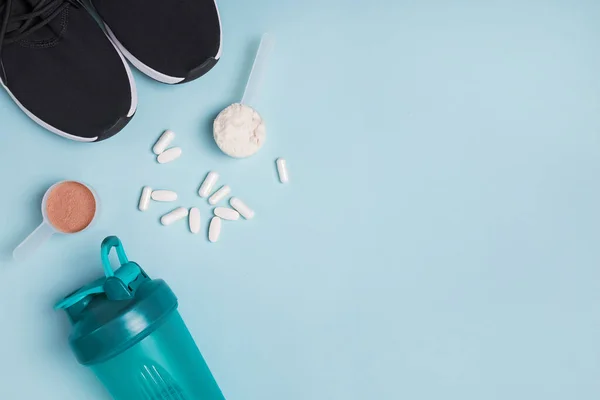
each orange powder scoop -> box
[46,181,97,233]
[13,181,98,260]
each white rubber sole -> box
[0,31,138,143]
[105,0,223,85]
[1,82,98,142]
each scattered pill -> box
[198,171,219,198]
[151,190,178,202]
[209,217,222,242]
[214,207,240,221]
[138,186,152,211]
[230,197,255,220]
[157,147,182,164]
[189,207,201,234]
[276,158,289,183]
[208,185,231,205]
[160,207,189,226]
[153,129,175,155]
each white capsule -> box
[230,197,255,220]
[151,190,178,202]
[276,158,289,183]
[208,217,222,242]
[189,207,201,234]
[208,185,231,205]
[157,147,182,164]
[153,129,175,155]
[160,207,189,226]
[214,207,240,221]
[138,186,152,211]
[198,171,219,198]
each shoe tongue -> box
[6,0,66,41]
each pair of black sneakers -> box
[0,0,221,142]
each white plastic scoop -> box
[13,181,99,260]
[213,33,275,158]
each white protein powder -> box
[213,103,266,158]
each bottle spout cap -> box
[55,236,148,318]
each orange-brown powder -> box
[46,181,96,233]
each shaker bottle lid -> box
[55,236,178,365]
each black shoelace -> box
[0,0,76,83]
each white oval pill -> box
[160,207,189,226]
[198,171,219,198]
[230,197,255,219]
[209,216,222,242]
[151,190,178,202]
[208,185,231,205]
[157,147,182,164]
[214,207,240,221]
[276,158,289,183]
[189,207,200,234]
[138,186,152,211]
[153,129,175,155]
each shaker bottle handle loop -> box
[101,236,130,278]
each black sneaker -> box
[90,0,222,84]
[0,0,137,142]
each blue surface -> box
[1,0,600,399]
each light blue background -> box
[1,0,599,398]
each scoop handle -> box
[241,33,275,106]
[13,222,55,261]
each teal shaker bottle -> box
[55,236,226,400]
